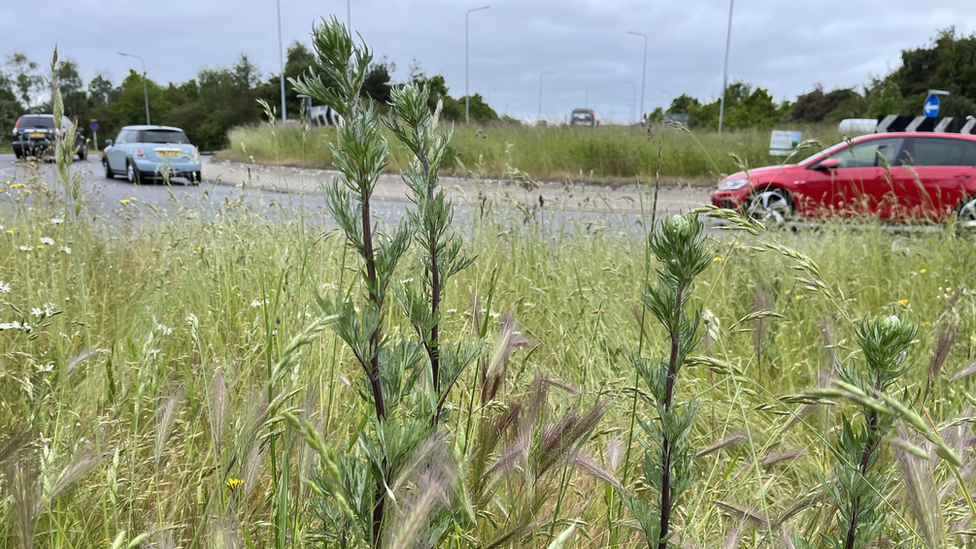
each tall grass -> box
[2,165,975,547]
[219,122,845,184]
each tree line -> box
[654,27,976,130]
[0,42,499,151]
[2,26,975,148]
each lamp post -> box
[627,31,647,122]
[277,0,286,121]
[538,71,553,123]
[347,0,351,31]
[718,0,734,133]
[118,52,150,125]
[624,81,636,124]
[465,5,491,124]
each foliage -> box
[617,214,713,548]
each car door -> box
[899,137,976,221]
[803,137,905,218]
[108,130,129,171]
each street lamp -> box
[624,81,636,124]
[465,5,491,124]
[347,0,351,31]
[627,31,647,123]
[718,0,735,133]
[538,71,553,123]
[118,52,150,125]
[277,0,286,121]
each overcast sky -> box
[3,0,975,123]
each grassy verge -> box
[218,122,845,185]
[1,163,974,547]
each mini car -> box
[103,125,201,184]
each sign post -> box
[769,130,802,156]
[89,120,100,150]
[924,89,950,119]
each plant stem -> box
[658,282,685,549]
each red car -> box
[712,132,976,226]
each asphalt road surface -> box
[0,153,665,232]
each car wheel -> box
[956,195,976,231]
[78,147,87,161]
[746,187,793,226]
[104,158,114,179]
[126,160,140,184]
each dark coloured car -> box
[11,114,87,160]
[711,132,976,227]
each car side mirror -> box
[105,139,114,147]
[816,157,840,170]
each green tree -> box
[5,52,43,109]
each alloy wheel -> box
[747,188,792,225]
[958,197,976,230]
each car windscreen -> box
[138,130,190,144]
[19,116,56,129]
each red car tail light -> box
[12,117,20,138]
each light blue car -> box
[102,125,202,184]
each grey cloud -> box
[1,0,973,122]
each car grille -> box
[712,198,737,210]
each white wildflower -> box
[399,278,415,284]
[489,311,500,319]
[36,363,54,374]
[43,303,55,316]
[19,245,30,251]
[0,280,10,294]
[39,237,54,246]
[59,246,71,254]
[155,323,173,336]
[31,308,43,318]
[49,217,63,225]
[250,299,269,308]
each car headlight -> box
[718,178,750,191]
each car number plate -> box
[30,132,45,138]
[157,150,181,157]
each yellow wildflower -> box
[921,321,932,327]
[713,256,724,262]
[225,478,244,490]
[120,199,130,205]
[130,197,137,201]
[897,299,909,306]
[5,228,16,234]
[919,269,927,274]
[795,295,805,301]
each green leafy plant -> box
[289,17,480,549]
[617,214,712,548]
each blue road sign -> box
[923,95,940,118]
[89,121,99,132]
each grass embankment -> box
[2,166,974,547]
[219,122,844,185]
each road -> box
[0,153,709,231]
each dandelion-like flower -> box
[226,478,244,490]
[4,228,15,234]
[897,299,909,306]
[40,237,54,246]
[713,256,724,262]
